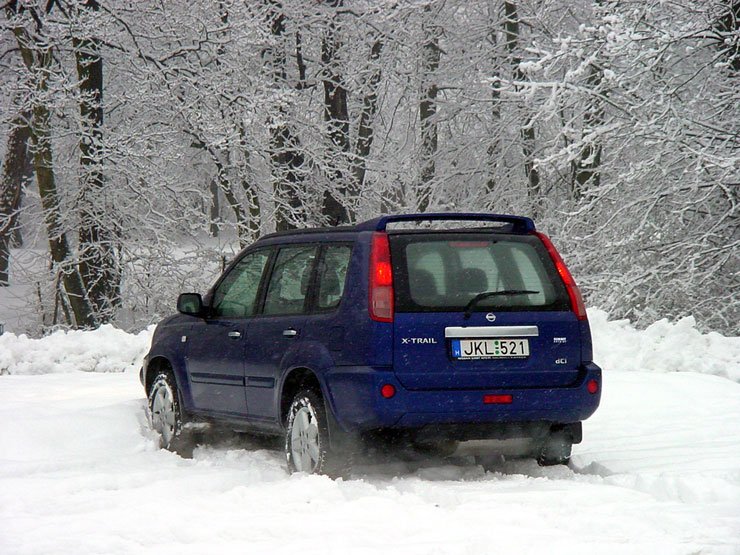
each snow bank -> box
[589,308,740,382]
[0,324,153,375]
[1,310,738,381]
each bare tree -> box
[73,0,121,321]
[6,1,97,328]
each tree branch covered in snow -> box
[0,0,737,333]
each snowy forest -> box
[0,0,738,334]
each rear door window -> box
[263,245,318,316]
[391,233,569,313]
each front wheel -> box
[285,388,350,477]
[148,371,190,454]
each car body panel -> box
[186,317,249,416]
[322,363,601,433]
[392,311,582,390]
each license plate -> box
[451,338,529,359]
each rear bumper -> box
[323,362,601,435]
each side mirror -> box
[177,293,204,317]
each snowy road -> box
[1,369,739,554]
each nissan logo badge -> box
[485,313,496,322]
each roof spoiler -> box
[355,213,535,233]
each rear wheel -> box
[537,430,572,466]
[285,388,351,477]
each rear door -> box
[242,244,318,421]
[390,232,581,390]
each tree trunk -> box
[715,0,740,73]
[503,1,541,213]
[0,116,30,286]
[486,10,502,197]
[10,10,97,328]
[321,0,352,225]
[209,177,220,237]
[33,101,97,328]
[265,2,305,231]
[418,3,441,213]
[571,63,604,200]
[74,0,120,322]
[353,39,383,192]
[188,133,253,247]
[237,132,261,241]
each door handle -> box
[282,329,298,337]
[228,331,242,339]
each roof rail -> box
[355,213,535,233]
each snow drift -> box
[0,324,153,376]
[1,309,738,381]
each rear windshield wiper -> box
[463,290,540,319]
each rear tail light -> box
[533,232,587,321]
[369,232,394,322]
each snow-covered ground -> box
[1,311,739,554]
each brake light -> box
[369,232,394,322]
[534,232,587,321]
[483,394,513,404]
[448,241,489,248]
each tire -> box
[285,388,351,477]
[148,371,191,454]
[537,431,572,466]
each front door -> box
[186,249,271,417]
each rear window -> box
[390,233,570,313]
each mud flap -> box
[552,422,582,444]
[325,400,361,454]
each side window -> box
[263,246,317,316]
[316,245,352,310]
[212,250,270,318]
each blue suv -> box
[142,213,601,475]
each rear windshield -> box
[390,232,570,313]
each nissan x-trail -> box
[142,213,602,476]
